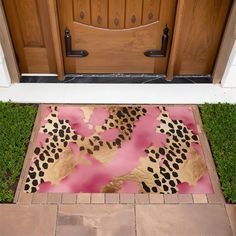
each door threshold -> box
[20,74,212,84]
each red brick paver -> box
[91,193,105,204]
[62,194,77,204]
[149,194,164,204]
[135,194,150,204]
[193,194,208,204]
[32,193,47,204]
[77,193,91,204]
[105,193,120,204]
[47,193,62,204]
[164,194,179,204]
[120,194,135,204]
[178,194,193,204]
[17,192,33,204]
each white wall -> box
[0,43,11,87]
[221,40,236,87]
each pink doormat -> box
[24,105,213,194]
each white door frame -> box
[0,43,11,87]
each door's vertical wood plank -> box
[166,0,186,81]
[91,0,108,28]
[109,0,125,29]
[73,0,91,25]
[3,0,36,72]
[47,0,65,80]
[37,0,57,73]
[142,0,161,25]
[125,0,143,28]
[57,0,76,73]
[154,0,177,74]
[3,0,58,74]
[14,0,44,47]
[174,0,232,75]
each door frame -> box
[0,0,235,84]
[212,0,236,84]
[0,0,19,83]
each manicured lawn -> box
[200,104,236,203]
[0,103,37,203]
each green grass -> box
[200,104,236,203]
[0,102,37,203]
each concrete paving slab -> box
[57,204,135,236]
[136,204,233,236]
[0,204,57,236]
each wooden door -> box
[57,0,177,74]
[174,0,232,75]
[2,0,57,73]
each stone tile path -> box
[0,203,235,236]
[57,205,135,236]
[136,205,232,236]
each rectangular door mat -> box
[24,105,213,194]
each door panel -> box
[108,0,126,29]
[3,0,56,73]
[142,0,161,25]
[91,0,108,28]
[64,23,163,73]
[58,0,177,74]
[15,0,44,47]
[70,0,164,30]
[73,0,91,25]
[125,0,143,28]
[174,0,231,75]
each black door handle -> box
[144,25,169,57]
[64,28,88,57]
